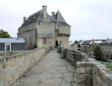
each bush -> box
[0,29,11,38]
[93,45,105,61]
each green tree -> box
[93,45,103,61]
[0,29,11,38]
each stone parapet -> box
[0,47,50,86]
[58,47,112,86]
[76,62,93,86]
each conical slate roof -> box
[56,10,66,23]
[21,9,70,27]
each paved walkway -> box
[12,49,75,86]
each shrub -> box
[93,45,105,61]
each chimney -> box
[52,12,55,16]
[23,17,26,23]
[42,5,47,22]
[92,40,94,44]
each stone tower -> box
[18,6,71,49]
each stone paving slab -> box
[12,49,75,86]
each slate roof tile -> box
[21,9,70,28]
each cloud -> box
[70,0,112,40]
[0,0,112,41]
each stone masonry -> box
[18,6,71,49]
[58,47,112,86]
[0,46,112,86]
[0,47,50,86]
[12,49,75,86]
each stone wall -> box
[18,22,38,49]
[76,62,93,86]
[92,61,112,86]
[0,47,50,86]
[80,45,93,57]
[58,47,112,86]
[18,20,71,49]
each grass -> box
[100,61,112,71]
[106,63,112,71]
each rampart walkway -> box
[12,49,75,86]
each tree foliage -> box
[0,29,11,38]
[93,45,103,61]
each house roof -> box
[78,40,84,45]
[82,40,91,45]
[0,38,25,43]
[56,11,66,24]
[103,39,112,44]
[21,9,70,28]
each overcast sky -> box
[0,0,112,41]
